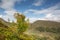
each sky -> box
[0,0,60,23]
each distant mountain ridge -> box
[29,20,60,34]
[0,18,9,28]
[31,20,60,27]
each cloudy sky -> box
[0,0,60,23]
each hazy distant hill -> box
[29,20,60,34]
[30,20,60,28]
[0,18,9,28]
[27,20,60,40]
[29,20,60,32]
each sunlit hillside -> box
[27,20,60,40]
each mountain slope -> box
[30,20,60,28]
[26,20,60,40]
[0,18,9,28]
[29,20,60,32]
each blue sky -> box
[0,0,60,23]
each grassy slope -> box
[29,20,60,32]
[0,18,9,28]
[27,20,60,40]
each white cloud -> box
[2,9,17,22]
[44,13,60,22]
[0,0,22,15]
[33,0,44,6]
[24,3,60,23]
[0,0,22,22]
[25,3,60,14]
[28,17,47,23]
[4,10,17,15]
[0,15,3,18]
[29,18,40,23]
[29,14,60,23]
[1,14,17,23]
[0,0,20,10]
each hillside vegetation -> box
[29,20,60,33]
[28,20,60,40]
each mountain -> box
[30,20,60,28]
[27,20,60,40]
[0,18,9,28]
[29,20,60,33]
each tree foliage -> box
[0,13,34,40]
[14,13,29,33]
